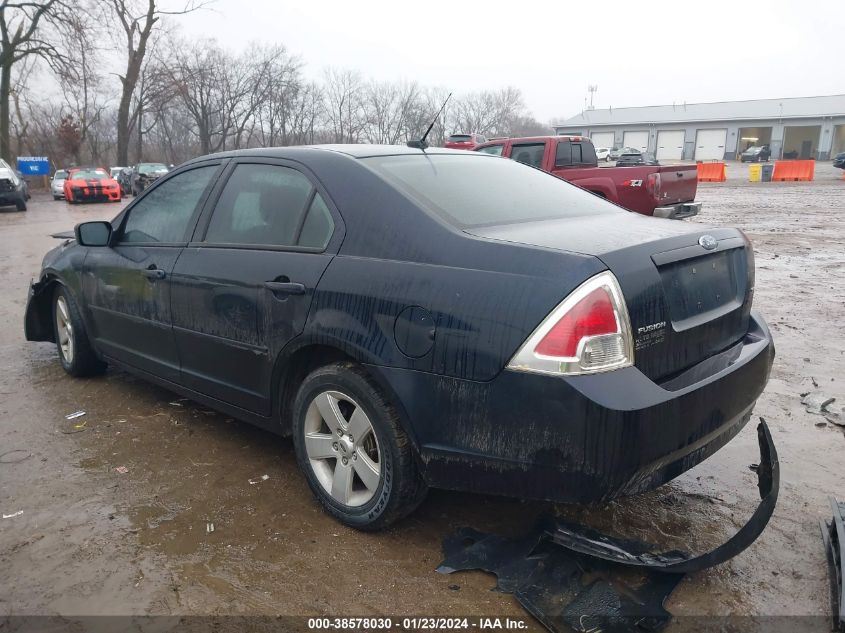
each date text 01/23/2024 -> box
[307,617,529,630]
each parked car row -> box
[49,162,171,202]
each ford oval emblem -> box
[698,235,718,250]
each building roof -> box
[553,94,845,128]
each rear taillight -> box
[507,271,634,376]
[646,172,661,199]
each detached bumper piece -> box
[437,420,778,633]
[822,498,845,633]
[653,201,701,220]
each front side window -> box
[120,165,217,244]
[511,143,545,168]
[476,144,504,156]
[204,164,314,247]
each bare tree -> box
[54,6,109,163]
[107,0,207,166]
[0,0,61,158]
[451,87,526,138]
[323,67,366,143]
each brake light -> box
[507,271,634,376]
[646,172,662,199]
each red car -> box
[444,133,488,150]
[63,167,122,204]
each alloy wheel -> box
[55,296,74,364]
[303,390,381,507]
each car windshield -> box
[744,147,761,153]
[72,169,109,180]
[139,163,168,174]
[447,135,472,142]
[54,170,67,179]
[362,153,617,228]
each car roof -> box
[185,144,478,164]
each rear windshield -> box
[362,154,616,228]
[447,135,472,142]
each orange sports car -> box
[63,167,122,203]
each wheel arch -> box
[271,338,421,452]
[25,273,64,342]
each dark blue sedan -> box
[24,145,774,529]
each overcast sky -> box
[177,0,844,123]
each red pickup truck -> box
[473,136,701,219]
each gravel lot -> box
[1,163,843,629]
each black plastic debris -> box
[437,420,779,633]
[821,498,845,633]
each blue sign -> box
[17,156,50,176]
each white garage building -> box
[552,94,845,161]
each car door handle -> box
[142,267,166,280]
[264,281,306,295]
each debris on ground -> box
[64,411,86,420]
[0,449,32,464]
[2,510,24,519]
[802,392,836,414]
[438,421,779,633]
[206,522,215,533]
[114,466,129,474]
[248,474,270,485]
[821,498,845,633]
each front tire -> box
[16,199,26,211]
[52,286,106,377]
[292,362,426,530]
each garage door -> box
[694,129,727,161]
[591,132,615,150]
[623,131,649,153]
[656,130,685,161]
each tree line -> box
[1,0,550,169]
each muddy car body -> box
[24,145,775,529]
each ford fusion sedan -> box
[24,145,774,530]
[63,167,122,203]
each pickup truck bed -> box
[473,136,701,219]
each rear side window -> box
[298,193,335,249]
[363,154,615,228]
[476,144,504,156]
[120,166,217,243]
[556,142,597,167]
[204,164,313,247]
[511,143,544,168]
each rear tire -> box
[292,362,426,530]
[52,286,106,377]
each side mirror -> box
[75,221,112,247]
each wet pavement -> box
[1,166,843,627]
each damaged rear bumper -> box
[368,311,774,503]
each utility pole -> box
[587,85,598,111]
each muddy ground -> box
[1,164,843,629]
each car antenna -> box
[407,92,452,150]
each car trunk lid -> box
[469,212,754,381]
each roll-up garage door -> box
[656,130,685,160]
[694,129,727,161]
[623,131,649,153]
[591,132,616,149]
